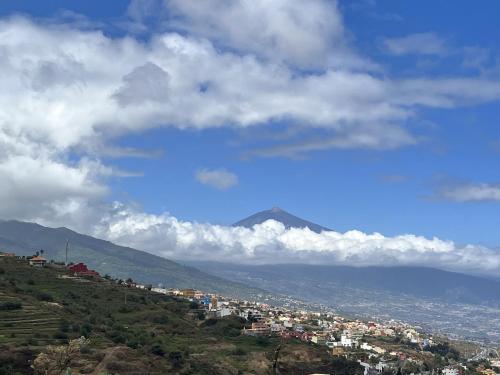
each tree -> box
[32,337,90,375]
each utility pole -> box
[272,344,281,375]
[65,240,69,265]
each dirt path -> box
[91,346,126,375]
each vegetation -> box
[0,257,356,374]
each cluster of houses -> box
[143,284,500,375]
[0,250,101,279]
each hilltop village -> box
[1,251,499,374]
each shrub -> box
[169,351,183,367]
[223,327,241,337]
[232,348,247,356]
[80,322,93,337]
[152,314,169,324]
[126,339,138,349]
[151,343,165,356]
[27,279,35,285]
[34,291,53,302]
[59,320,70,332]
[255,336,270,347]
[53,331,68,340]
[0,301,22,310]
[118,305,133,313]
[106,330,125,344]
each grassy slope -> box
[0,257,359,375]
[0,220,266,299]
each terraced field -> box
[0,292,62,345]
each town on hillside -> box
[1,250,499,375]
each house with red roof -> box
[67,263,100,278]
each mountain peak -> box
[233,208,330,233]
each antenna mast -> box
[65,240,69,265]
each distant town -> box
[2,250,499,375]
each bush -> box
[255,336,270,347]
[80,322,93,337]
[53,331,68,340]
[27,279,35,285]
[152,315,169,324]
[151,343,165,356]
[169,351,183,367]
[232,348,247,356]
[223,327,241,337]
[59,320,70,332]
[0,301,22,310]
[34,291,53,302]
[126,339,139,349]
[106,330,125,344]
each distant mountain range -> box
[184,261,500,307]
[0,220,265,299]
[233,207,330,233]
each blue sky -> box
[1,0,500,273]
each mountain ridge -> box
[0,220,266,299]
[233,207,330,233]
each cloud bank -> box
[92,203,500,277]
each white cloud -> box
[92,203,500,277]
[164,0,370,70]
[438,183,500,202]
[244,124,418,159]
[0,10,499,279]
[196,168,239,190]
[1,16,500,157]
[382,32,447,56]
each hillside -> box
[0,257,360,374]
[233,207,330,233]
[0,220,265,299]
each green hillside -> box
[0,220,265,299]
[0,257,358,374]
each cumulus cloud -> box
[196,168,239,190]
[1,16,500,155]
[92,203,500,277]
[164,0,368,70]
[382,32,448,56]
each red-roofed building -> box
[68,263,100,278]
